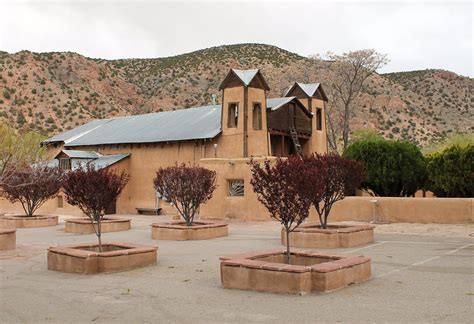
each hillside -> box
[0,44,472,146]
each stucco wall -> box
[247,86,269,157]
[198,158,473,224]
[328,197,473,224]
[199,157,270,220]
[310,98,328,154]
[0,190,84,217]
[69,140,217,214]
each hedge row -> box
[343,140,473,198]
[426,145,473,197]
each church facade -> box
[39,69,328,220]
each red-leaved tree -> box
[250,157,313,263]
[2,165,62,217]
[153,164,217,226]
[62,164,129,251]
[303,154,364,229]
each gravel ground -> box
[1,214,473,323]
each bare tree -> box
[318,50,388,152]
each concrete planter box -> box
[65,218,131,234]
[220,249,371,295]
[281,224,375,248]
[151,220,228,240]
[0,228,16,250]
[48,242,158,274]
[0,215,58,228]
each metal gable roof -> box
[284,82,322,98]
[89,153,130,170]
[42,119,113,144]
[232,69,259,86]
[297,83,321,97]
[59,150,102,159]
[266,97,295,111]
[44,104,222,147]
[266,97,313,117]
[219,69,270,90]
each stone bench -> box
[136,208,162,215]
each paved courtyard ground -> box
[1,214,473,323]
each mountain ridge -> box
[0,44,472,146]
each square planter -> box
[151,220,228,240]
[0,228,16,250]
[0,215,58,228]
[48,242,158,274]
[220,249,371,295]
[281,224,375,248]
[65,218,131,234]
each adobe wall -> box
[329,197,473,224]
[310,98,328,154]
[0,189,84,217]
[198,158,473,224]
[220,85,269,158]
[70,140,218,214]
[220,86,245,158]
[199,157,270,220]
[247,86,270,157]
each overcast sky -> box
[1,0,472,76]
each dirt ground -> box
[1,214,473,323]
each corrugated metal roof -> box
[44,95,312,148]
[45,104,221,147]
[43,119,113,144]
[266,97,295,111]
[266,97,313,117]
[298,83,321,97]
[42,153,129,171]
[232,69,259,86]
[285,82,322,97]
[89,153,130,170]
[59,150,102,159]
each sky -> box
[1,0,472,76]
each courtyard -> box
[1,215,472,323]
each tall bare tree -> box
[317,50,388,152]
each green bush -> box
[343,139,426,196]
[426,145,473,197]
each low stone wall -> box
[201,196,472,224]
[48,242,158,274]
[282,224,374,248]
[65,218,131,234]
[151,220,228,240]
[0,228,16,250]
[1,215,59,228]
[220,249,371,294]
[329,197,473,224]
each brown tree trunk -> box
[96,214,102,252]
[285,229,291,264]
[342,102,351,151]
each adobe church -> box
[39,69,329,220]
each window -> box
[252,103,262,130]
[58,158,71,170]
[228,103,238,128]
[57,196,63,208]
[228,180,244,197]
[316,108,322,130]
